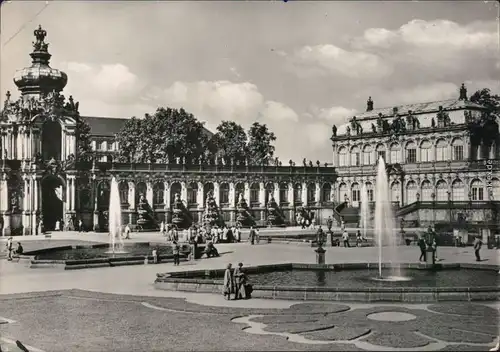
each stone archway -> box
[41,175,65,230]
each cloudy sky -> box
[1,1,499,163]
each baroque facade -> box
[331,89,500,236]
[0,26,335,236]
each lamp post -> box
[431,192,436,225]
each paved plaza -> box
[0,232,499,351]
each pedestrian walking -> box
[418,235,426,262]
[172,241,180,265]
[473,235,483,262]
[6,236,13,261]
[223,263,234,300]
[342,230,350,248]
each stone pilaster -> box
[259,182,266,207]
[214,182,220,206]
[197,182,204,208]
[164,182,170,209]
[128,181,136,210]
[288,182,294,204]
[146,181,153,206]
[229,182,236,207]
[315,182,321,204]
[181,181,188,203]
[301,182,307,205]
[244,182,250,203]
[273,182,280,204]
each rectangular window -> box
[339,154,347,167]
[322,189,331,202]
[390,150,401,163]
[407,149,417,163]
[250,189,259,204]
[421,149,431,162]
[187,190,197,205]
[363,152,371,165]
[280,189,288,204]
[220,189,229,204]
[352,190,360,202]
[367,189,374,202]
[351,153,360,166]
[453,146,464,161]
[436,147,446,161]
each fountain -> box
[107,177,126,254]
[359,183,370,240]
[373,157,409,281]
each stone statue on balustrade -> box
[236,193,255,228]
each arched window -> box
[250,183,260,205]
[338,147,348,167]
[451,138,464,161]
[204,183,215,205]
[351,146,361,167]
[351,182,360,206]
[406,181,417,204]
[294,183,302,204]
[421,180,432,201]
[307,183,316,204]
[265,183,274,204]
[489,142,497,160]
[436,139,447,161]
[119,181,129,206]
[136,182,147,205]
[322,183,332,202]
[491,178,500,200]
[187,182,198,206]
[153,182,164,206]
[219,183,230,205]
[405,141,417,164]
[470,179,484,201]
[376,144,386,163]
[235,183,245,203]
[390,181,400,203]
[451,179,465,201]
[365,182,374,202]
[390,143,401,164]
[279,182,289,205]
[362,145,372,165]
[338,183,348,203]
[436,180,448,201]
[170,182,182,205]
[420,140,432,163]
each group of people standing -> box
[223,262,252,300]
[5,237,23,261]
[159,221,243,244]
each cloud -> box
[356,19,497,50]
[260,101,299,122]
[287,44,393,79]
[62,62,144,106]
[161,80,265,128]
[309,105,357,125]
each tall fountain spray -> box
[359,183,370,240]
[374,157,401,279]
[108,177,125,253]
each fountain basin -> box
[154,262,500,302]
[27,242,192,270]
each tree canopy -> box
[246,122,277,165]
[212,120,248,163]
[116,107,211,163]
[468,88,500,156]
[115,107,277,165]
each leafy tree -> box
[116,107,210,163]
[469,88,500,158]
[76,116,92,162]
[246,122,276,165]
[213,121,247,163]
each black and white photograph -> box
[1,1,499,351]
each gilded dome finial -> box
[33,25,49,52]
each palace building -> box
[331,89,500,239]
[0,26,335,236]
